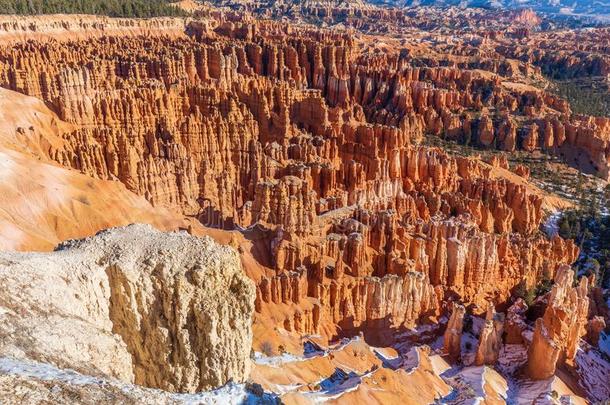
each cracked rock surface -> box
[0,224,255,393]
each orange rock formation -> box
[443,302,465,362]
[0,12,583,342]
[0,6,608,403]
[526,265,590,380]
[474,303,505,366]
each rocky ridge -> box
[0,8,608,404]
[0,15,583,342]
[0,224,255,393]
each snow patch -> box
[252,351,305,367]
[574,345,610,402]
[599,330,610,357]
[0,356,276,405]
[253,336,361,367]
[303,367,375,403]
[497,344,528,375]
[542,211,562,238]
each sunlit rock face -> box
[527,265,590,380]
[0,224,255,393]
[0,13,582,337]
[0,7,607,404]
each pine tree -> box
[0,0,189,17]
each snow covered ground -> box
[496,344,528,375]
[370,345,402,370]
[302,368,376,403]
[252,336,361,367]
[0,356,276,405]
[252,351,306,367]
[542,211,562,238]
[574,345,610,402]
[460,332,479,366]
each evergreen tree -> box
[0,0,189,18]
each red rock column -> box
[475,302,505,365]
[444,302,465,362]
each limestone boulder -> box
[0,224,256,393]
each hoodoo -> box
[0,1,608,403]
[475,303,505,366]
[526,265,590,380]
[444,302,465,362]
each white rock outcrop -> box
[0,224,255,393]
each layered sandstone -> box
[0,6,606,403]
[0,224,255,392]
[443,302,465,361]
[212,2,610,180]
[526,265,589,380]
[0,14,189,43]
[0,12,581,341]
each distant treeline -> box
[0,0,189,17]
[555,80,610,118]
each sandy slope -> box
[0,87,197,250]
[0,148,195,250]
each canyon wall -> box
[0,14,189,42]
[0,224,255,393]
[0,8,607,403]
[0,13,583,339]
[0,86,204,251]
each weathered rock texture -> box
[474,303,505,365]
[504,298,528,344]
[443,302,465,361]
[0,7,606,403]
[526,265,589,380]
[0,11,583,341]
[0,224,255,393]
[0,14,188,43]
[0,84,210,251]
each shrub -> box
[260,341,274,357]
[515,280,536,306]
[535,277,554,297]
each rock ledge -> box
[0,224,255,393]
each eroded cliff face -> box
[0,14,188,42]
[0,85,210,251]
[0,8,608,404]
[0,13,582,341]
[0,224,255,393]
[526,265,590,380]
